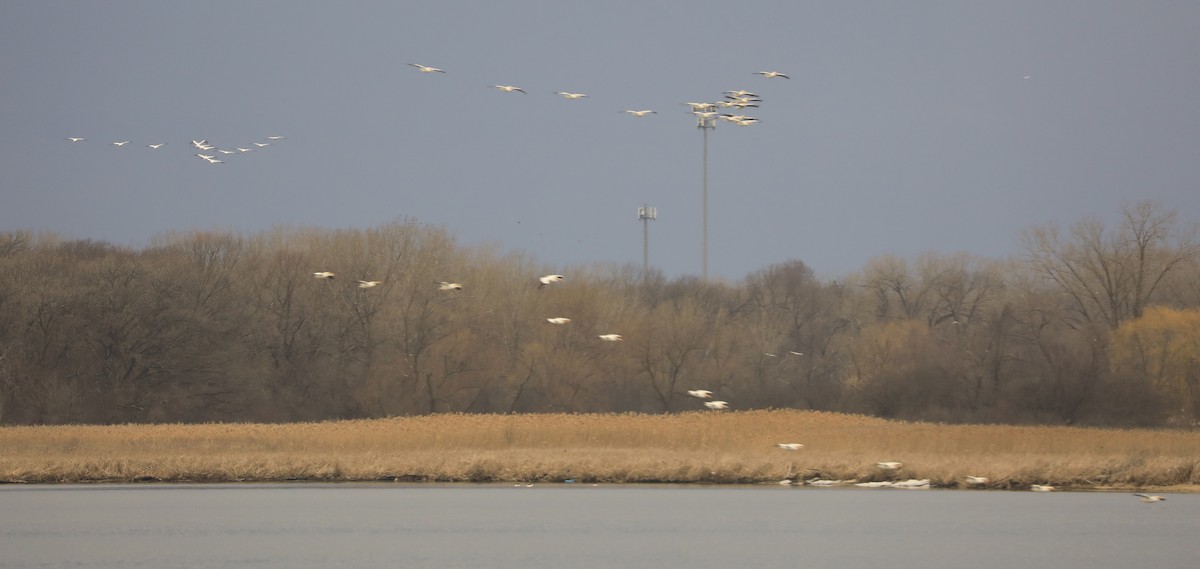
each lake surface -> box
[2,484,1197,569]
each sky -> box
[3,1,1199,281]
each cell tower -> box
[637,204,657,279]
[695,104,717,280]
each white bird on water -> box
[687,390,713,399]
[538,274,565,287]
[876,462,903,470]
[1134,493,1166,503]
[776,443,805,450]
[704,401,729,410]
[356,280,382,288]
[755,70,790,79]
[546,317,572,325]
[623,110,656,117]
[313,272,336,279]
[408,63,445,73]
[491,85,527,94]
[598,334,623,342]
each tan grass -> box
[2,410,1198,490]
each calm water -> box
[2,484,1197,569]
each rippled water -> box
[3,484,1196,569]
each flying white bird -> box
[725,90,758,97]
[755,71,790,79]
[538,274,565,287]
[623,110,656,117]
[965,476,989,485]
[202,157,223,164]
[704,400,729,410]
[253,142,270,147]
[491,85,527,94]
[66,137,85,142]
[437,281,463,291]
[195,153,216,160]
[776,443,805,450]
[555,91,588,99]
[546,317,572,325]
[598,334,623,342]
[146,143,166,149]
[684,102,716,111]
[266,135,285,140]
[356,280,382,288]
[876,462,903,470]
[313,272,336,279]
[218,149,234,154]
[1134,493,1166,503]
[236,147,252,153]
[191,140,209,148]
[1030,485,1055,492]
[687,390,713,399]
[408,63,445,73]
[112,141,130,146]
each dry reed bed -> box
[2,410,1198,490]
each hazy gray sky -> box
[3,1,1198,280]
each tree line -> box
[1,201,1198,427]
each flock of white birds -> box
[404,61,786,126]
[63,134,287,165]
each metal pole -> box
[702,126,708,281]
[643,203,650,276]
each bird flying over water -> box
[1134,493,1166,503]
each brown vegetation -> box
[2,410,1197,490]
[0,200,1198,427]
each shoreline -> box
[4,410,1198,491]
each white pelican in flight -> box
[267,135,285,140]
[538,274,565,287]
[66,137,85,142]
[598,334,623,342]
[623,110,656,117]
[146,143,166,149]
[408,63,445,73]
[724,90,758,97]
[236,148,253,153]
[687,390,713,399]
[546,317,572,325]
[555,91,588,99]
[112,141,130,146]
[313,272,336,279]
[253,142,270,147]
[356,280,382,288]
[875,462,903,470]
[194,153,216,161]
[965,476,989,485]
[704,401,729,410]
[437,281,463,291]
[1030,484,1055,492]
[755,71,790,79]
[1134,493,1166,503]
[491,85,527,94]
[776,443,805,450]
